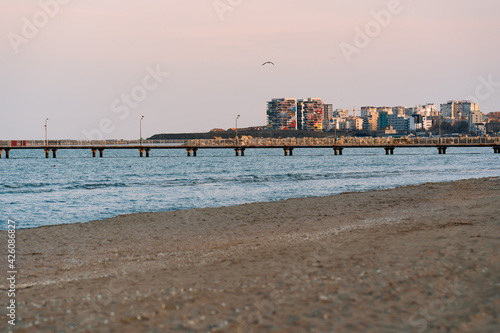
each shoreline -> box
[12,176,500,231]
[1,177,499,332]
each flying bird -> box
[262,61,275,66]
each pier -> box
[0,137,499,159]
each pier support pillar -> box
[283,148,288,156]
[235,148,240,156]
[193,148,198,157]
[289,148,293,156]
[44,148,50,158]
[186,149,192,157]
[139,148,144,157]
[333,148,343,156]
[493,147,499,154]
[240,148,245,156]
[438,147,447,155]
[98,148,104,158]
[384,147,394,155]
[5,149,10,159]
[91,148,97,158]
[145,148,150,157]
[52,149,57,158]
[0,149,2,158]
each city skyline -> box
[1,0,500,140]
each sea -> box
[1,147,499,230]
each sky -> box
[1,0,499,140]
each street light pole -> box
[44,118,49,146]
[438,113,442,144]
[140,116,144,146]
[236,115,240,142]
[334,119,337,143]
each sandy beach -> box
[1,177,499,332]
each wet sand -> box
[1,177,499,332]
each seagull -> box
[262,61,275,66]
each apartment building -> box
[266,98,297,130]
[299,98,324,131]
[440,101,479,119]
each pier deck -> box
[1,137,499,158]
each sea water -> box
[1,147,499,229]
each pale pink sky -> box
[1,0,499,139]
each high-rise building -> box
[377,107,392,115]
[405,104,437,117]
[343,117,363,131]
[334,109,349,118]
[392,106,406,117]
[461,101,480,118]
[323,104,334,119]
[362,112,379,131]
[266,98,297,130]
[440,101,479,119]
[322,104,334,130]
[299,98,323,131]
[378,111,389,129]
[361,106,377,117]
[387,114,414,132]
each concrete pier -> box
[1,137,499,159]
[283,148,294,156]
[234,148,245,156]
[186,148,200,156]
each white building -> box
[324,117,342,131]
[341,117,363,131]
[471,123,486,136]
[360,106,377,117]
[441,100,479,119]
[468,111,484,132]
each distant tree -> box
[486,121,500,135]
[453,120,469,133]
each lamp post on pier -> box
[44,118,49,146]
[438,113,442,144]
[140,116,144,146]
[235,114,241,143]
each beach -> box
[1,177,499,332]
